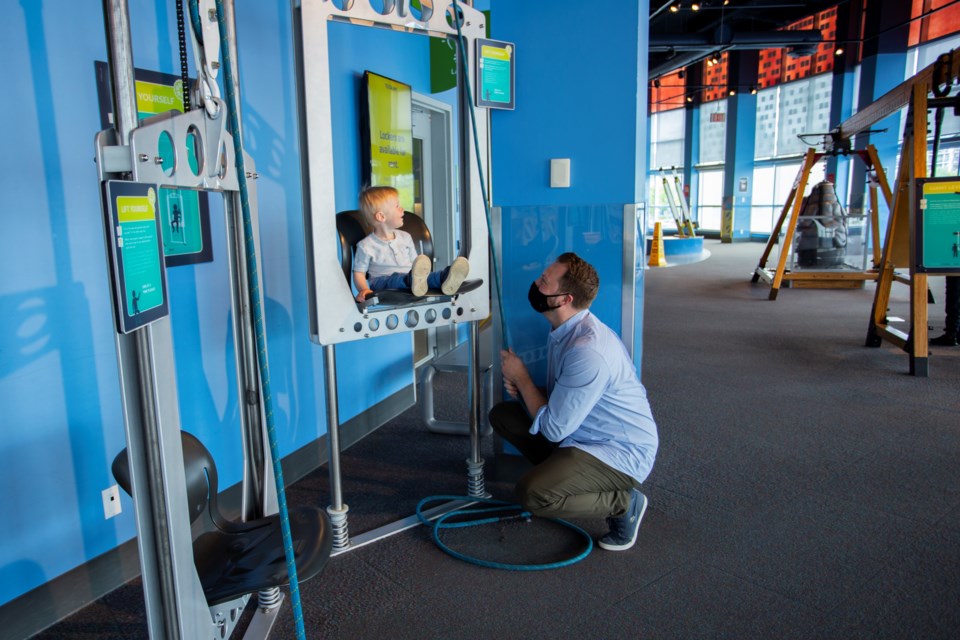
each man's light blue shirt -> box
[530,310,659,483]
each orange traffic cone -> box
[648,222,667,267]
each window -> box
[697,168,725,231]
[648,108,687,231]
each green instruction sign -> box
[917,179,960,273]
[104,181,170,333]
[475,38,515,110]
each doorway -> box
[411,92,457,366]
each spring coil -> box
[466,458,485,498]
[257,586,282,610]
[327,506,350,551]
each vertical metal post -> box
[323,344,350,549]
[466,321,485,497]
[101,1,206,637]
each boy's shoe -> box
[598,489,647,551]
[410,254,431,297]
[441,257,470,295]
[929,333,958,347]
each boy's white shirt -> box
[353,229,418,279]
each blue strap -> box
[214,3,307,638]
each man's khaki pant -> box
[489,401,638,520]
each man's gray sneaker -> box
[598,489,647,551]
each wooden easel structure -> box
[862,49,960,376]
[754,48,960,375]
[752,147,887,299]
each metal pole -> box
[323,344,350,549]
[102,1,182,636]
[466,321,485,497]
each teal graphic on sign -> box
[159,186,205,256]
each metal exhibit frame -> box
[293,0,492,551]
[296,0,490,347]
[97,1,284,637]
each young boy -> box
[353,186,469,302]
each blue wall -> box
[491,0,648,381]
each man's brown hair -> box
[358,186,399,226]
[557,252,599,309]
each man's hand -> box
[500,348,547,415]
[501,349,529,397]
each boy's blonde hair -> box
[358,186,399,226]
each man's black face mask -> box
[528,281,569,314]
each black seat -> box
[112,431,332,606]
[336,210,482,308]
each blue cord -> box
[214,3,307,639]
[450,0,511,350]
[416,496,593,571]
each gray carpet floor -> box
[32,240,960,639]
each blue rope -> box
[416,496,593,571]
[450,0,511,350]
[213,3,306,639]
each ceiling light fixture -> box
[670,3,680,12]
[729,89,736,96]
[750,86,758,94]
[835,47,845,56]
[691,2,700,11]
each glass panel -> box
[699,99,727,164]
[754,86,779,160]
[750,165,776,233]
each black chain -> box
[176,0,190,112]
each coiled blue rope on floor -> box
[416,496,593,571]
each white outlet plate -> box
[102,484,122,519]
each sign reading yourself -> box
[95,62,213,266]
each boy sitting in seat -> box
[353,186,470,302]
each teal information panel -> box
[916,178,960,273]
[475,38,515,110]
[104,181,170,333]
